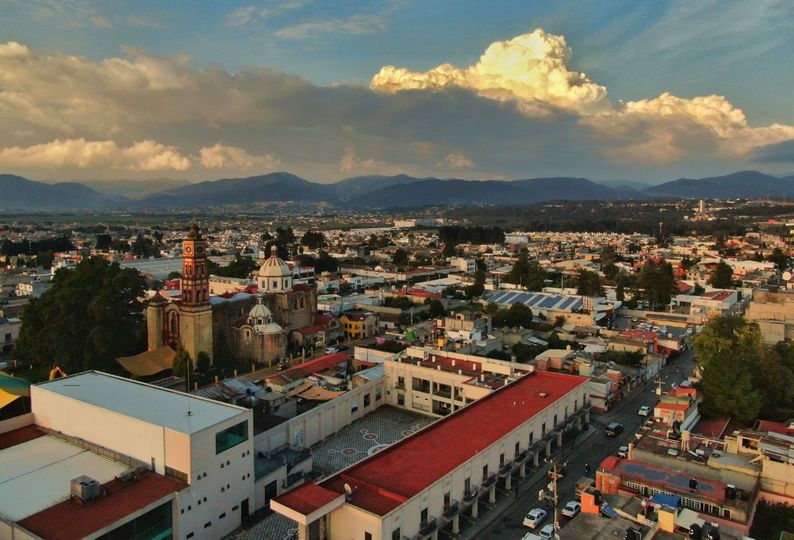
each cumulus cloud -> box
[0,138,190,170]
[338,149,385,174]
[437,152,474,169]
[200,144,280,170]
[371,29,609,115]
[584,93,794,164]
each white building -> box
[0,371,255,540]
[272,369,589,539]
[448,257,476,274]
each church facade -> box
[146,228,319,368]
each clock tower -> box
[179,223,213,365]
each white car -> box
[523,508,547,528]
[539,524,555,539]
[325,347,339,354]
[617,446,629,458]
[638,405,652,417]
[561,500,581,518]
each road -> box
[475,347,698,539]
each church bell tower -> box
[179,224,213,365]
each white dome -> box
[248,300,272,322]
[259,245,291,279]
[254,322,282,335]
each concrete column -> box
[556,432,563,447]
[585,410,590,423]
[431,532,438,540]
[452,515,460,534]
[519,462,526,478]
[489,485,496,504]
[504,474,512,490]
[545,440,552,456]
[533,452,540,467]
[576,416,583,430]
[298,524,308,540]
[471,500,479,518]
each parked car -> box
[325,346,339,354]
[539,524,555,539]
[561,500,581,518]
[638,405,652,417]
[617,446,629,458]
[605,422,624,437]
[523,508,547,528]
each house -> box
[339,311,379,340]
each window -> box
[723,508,731,519]
[541,422,546,436]
[444,492,451,508]
[397,394,405,406]
[482,464,488,481]
[365,533,372,540]
[529,432,534,445]
[204,522,212,529]
[215,421,248,454]
[272,280,277,289]
[464,477,471,493]
[515,442,520,458]
[420,507,428,526]
[574,399,578,411]
[364,393,371,407]
[499,453,505,467]
[375,387,382,401]
[351,400,358,413]
[397,376,405,389]
[554,414,558,427]
[219,513,226,519]
[392,528,401,540]
[186,534,194,539]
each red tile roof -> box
[273,483,342,515]
[19,470,186,540]
[694,417,731,438]
[701,290,733,301]
[266,353,350,385]
[755,420,792,436]
[315,370,587,515]
[296,325,324,336]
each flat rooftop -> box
[0,431,130,522]
[37,371,247,434]
[277,370,587,516]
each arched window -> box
[299,298,304,309]
[170,312,179,334]
[272,280,278,289]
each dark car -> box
[605,422,624,437]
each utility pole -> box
[541,458,565,537]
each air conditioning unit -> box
[71,475,101,501]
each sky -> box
[1,0,793,184]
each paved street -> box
[470,347,697,539]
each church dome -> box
[259,245,291,279]
[247,298,282,334]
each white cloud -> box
[89,15,112,28]
[371,29,609,115]
[225,1,308,26]
[437,152,474,169]
[276,13,385,40]
[338,148,385,174]
[0,138,190,171]
[200,143,280,170]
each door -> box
[264,481,278,507]
[241,498,249,521]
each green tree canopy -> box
[172,344,192,378]
[505,251,545,291]
[213,254,257,278]
[392,248,409,267]
[15,257,146,372]
[640,258,675,310]
[767,247,789,270]
[301,230,325,249]
[708,260,733,289]
[493,303,533,328]
[428,299,446,318]
[576,268,603,296]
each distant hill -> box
[596,180,655,190]
[347,176,630,208]
[80,178,192,198]
[5,169,794,212]
[0,174,118,212]
[130,172,331,209]
[644,170,794,198]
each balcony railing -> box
[498,463,512,477]
[442,502,459,518]
[482,474,497,488]
[419,518,437,537]
[463,489,479,502]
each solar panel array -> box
[487,291,587,312]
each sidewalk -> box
[458,426,599,540]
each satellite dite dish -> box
[783,271,792,281]
[344,483,354,501]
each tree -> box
[443,242,458,258]
[15,257,146,372]
[428,300,446,318]
[392,248,409,267]
[493,303,533,328]
[486,350,511,361]
[602,262,619,282]
[465,266,486,299]
[213,331,235,373]
[576,269,603,296]
[95,233,112,250]
[639,258,675,310]
[196,351,211,374]
[131,233,158,258]
[768,247,789,270]
[214,254,258,278]
[694,315,763,422]
[616,274,626,301]
[505,251,545,291]
[709,261,733,289]
[167,271,182,280]
[301,230,325,249]
[172,344,192,378]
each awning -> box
[0,373,31,396]
[0,390,21,409]
[649,493,681,509]
[116,346,176,376]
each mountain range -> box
[2,170,794,212]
